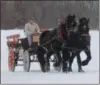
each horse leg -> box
[62,48,70,73]
[76,52,84,72]
[36,46,46,72]
[45,51,53,72]
[53,51,62,72]
[82,48,92,66]
[68,52,76,72]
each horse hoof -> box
[40,65,46,72]
[44,63,50,72]
[45,65,50,72]
[78,69,84,72]
[57,66,62,72]
[53,64,62,72]
[62,68,68,73]
[41,67,46,73]
[54,66,61,72]
[46,67,50,72]
[62,70,68,73]
[82,61,88,66]
[68,67,73,72]
[42,70,46,73]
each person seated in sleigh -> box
[24,17,40,50]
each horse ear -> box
[79,18,81,23]
[69,14,71,16]
[87,18,89,23]
[68,14,71,18]
[73,15,75,19]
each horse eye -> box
[71,22,74,25]
[84,26,86,28]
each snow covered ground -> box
[1,29,99,84]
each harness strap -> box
[39,36,56,47]
[62,46,89,52]
[58,24,65,41]
[59,30,63,40]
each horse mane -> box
[58,19,68,40]
[40,31,49,41]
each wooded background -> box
[1,1,99,30]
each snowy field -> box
[1,29,99,84]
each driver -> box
[24,17,40,49]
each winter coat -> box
[24,22,40,36]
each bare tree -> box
[1,1,99,30]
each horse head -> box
[78,17,89,33]
[66,14,77,34]
[78,17,90,44]
[59,14,77,41]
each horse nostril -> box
[70,30,74,33]
[82,36,86,40]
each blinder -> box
[80,33,90,44]
[81,33,89,37]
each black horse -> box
[36,14,77,72]
[63,17,92,72]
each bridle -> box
[81,33,89,37]
[64,20,78,40]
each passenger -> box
[24,17,40,49]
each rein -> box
[81,33,89,37]
[61,45,89,52]
[39,36,57,47]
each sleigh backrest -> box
[7,34,20,43]
[33,34,39,42]
[33,28,48,42]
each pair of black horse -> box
[36,14,92,73]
